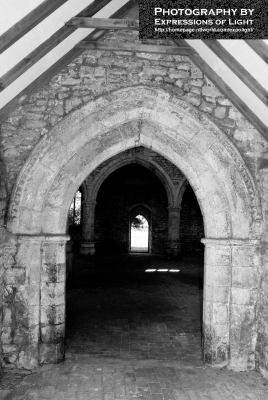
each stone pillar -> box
[228,240,261,371]
[6,236,43,369]
[201,238,261,371]
[3,234,69,369]
[256,242,268,379]
[80,201,97,255]
[40,235,69,364]
[201,239,231,367]
[166,206,181,257]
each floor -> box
[1,253,268,399]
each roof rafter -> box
[0,0,138,125]
[76,41,196,55]
[0,0,115,92]
[203,40,268,107]
[65,17,139,29]
[245,40,268,65]
[0,0,68,55]
[174,39,268,140]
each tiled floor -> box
[1,253,268,399]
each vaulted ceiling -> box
[1,0,268,139]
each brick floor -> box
[1,253,268,399]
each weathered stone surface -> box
[0,22,267,377]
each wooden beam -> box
[66,17,139,30]
[245,40,268,65]
[0,0,138,125]
[76,41,196,56]
[0,0,115,92]
[0,0,68,55]
[203,40,268,107]
[173,39,268,141]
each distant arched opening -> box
[130,214,149,252]
[129,205,152,253]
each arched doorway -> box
[130,215,149,252]
[5,87,262,370]
[130,205,151,253]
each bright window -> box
[68,190,82,225]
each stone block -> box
[41,282,65,306]
[202,86,222,98]
[41,207,66,234]
[143,67,168,76]
[41,262,65,283]
[232,266,258,289]
[78,137,105,163]
[204,285,229,303]
[46,174,72,208]
[65,97,83,114]
[168,71,189,79]
[20,163,55,212]
[214,107,226,119]
[5,268,26,285]
[206,245,231,266]
[61,152,87,182]
[232,246,255,267]
[190,79,204,87]
[61,78,80,85]
[41,323,65,344]
[94,67,106,77]
[184,93,201,106]
[190,128,216,154]
[17,239,42,271]
[39,342,64,364]
[232,288,258,305]
[100,128,123,149]
[203,300,213,324]
[41,304,65,326]
[2,326,13,343]
[42,242,62,264]
[2,307,12,326]
[206,264,230,287]
[18,345,39,369]
[26,120,47,129]
[213,303,229,325]
[27,305,40,326]
[24,284,40,306]
[204,211,230,239]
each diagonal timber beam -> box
[65,17,139,29]
[0,0,68,55]
[76,41,196,55]
[174,39,268,140]
[245,40,268,65]
[0,0,117,92]
[203,40,268,107]
[0,0,138,125]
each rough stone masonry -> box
[0,21,268,380]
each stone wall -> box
[0,14,268,375]
[1,29,267,198]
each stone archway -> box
[5,86,263,371]
[80,153,176,255]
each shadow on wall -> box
[180,185,204,254]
